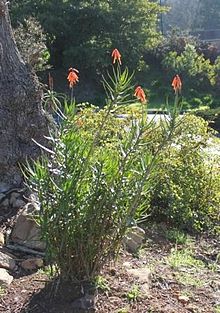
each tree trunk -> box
[0,0,49,190]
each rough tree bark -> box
[0,0,49,190]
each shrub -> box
[141,31,220,109]
[162,44,217,86]
[24,61,180,281]
[141,114,220,233]
[194,107,220,133]
[13,17,50,71]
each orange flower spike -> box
[134,86,147,104]
[111,48,122,65]
[67,68,79,88]
[134,86,141,97]
[171,74,182,94]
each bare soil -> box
[0,225,219,313]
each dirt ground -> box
[0,225,219,313]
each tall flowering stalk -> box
[111,48,122,65]
[134,86,147,125]
[67,67,79,103]
[134,86,146,104]
[170,74,183,124]
[171,74,182,94]
[42,73,65,119]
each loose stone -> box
[0,268,13,287]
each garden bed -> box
[0,225,219,313]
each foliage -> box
[163,0,200,32]
[24,61,180,281]
[164,0,220,33]
[215,305,220,313]
[153,29,220,74]
[117,308,129,313]
[155,30,199,58]
[165,228,187,245]
[10,0,166,72]
[0,286,5,298]
[162,44,219,85]
[167,247,205,269]
[142,114,220,233]
[175,272,205,287]
[194,107,220,132]
[94,276,110,292]
[194,0,220,30]
[10,1,220,109]
[126,285,141,302]
[140,30,220,109]
[13,17,50,71]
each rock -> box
[128,226,145,241]
[123,237,139,254]
[12,199,26,208]
[0,251,16,270]
[9,192,21,205]
[11,206,45,251]
[0,183,10,193]
[126,267,151,296]
[123,226,145,253]
[178,295,190,304]
[0,232,4,246]
[71,294,96,310]
[0,268,13,287]
[21,258,44,270]
[123,261,132,269]
[213,290,220,305]
[0,193,5,202]
[141,283,150,295]
[1,198,9,207]
[126,267,151,284]
[28,193,39,203]
[186,304,198,312]
[24,202,40,214]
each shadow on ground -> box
[20,278,96,313]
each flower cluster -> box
[66,48,182,103]
[171,74,182,94]
[67,68,79,88]
[111,48,122,65]
[134,86,146,104]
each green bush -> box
[194,107,220,133]
[24,64,180,281]
[141,114,220,233]
[141,31,220,110]
[11,0,166,72]
[13,17,50,71]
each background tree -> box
[10,0,166,73]
[0,0,49,189]
[163,0,220,32]
[163,0,199,32]
[194,0,220,30]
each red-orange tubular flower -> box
[111,48,122,65]
[67,68,79,88]
[134,86,147,104]
[172,74,182,93]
